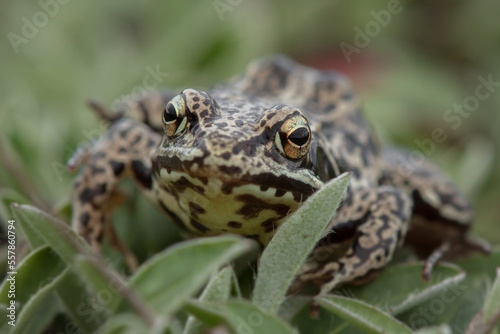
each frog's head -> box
[152,89,330,242]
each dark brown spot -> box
[228,221,242,228]
[191,219,210,233]
[275,189,286,197]
[171,176,205,195]
[158,201,184,228]
[147,139,156,147]
[219,165,242,175]
[80,213,90,227]
[96,230,104,243]
[221,152,231,160]
[131,160,152,189]
[293,192,304,203]
[236,194,289,219]
[109,160,125,176]
[260,186,269,192]
[261,218,278,227]
[221,182,234,195]
[266,112,277,120]
[131,134,142,146]
[79,183,107,203]
[189,202,206,218]
[90,165,106,175]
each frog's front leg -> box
[292,186,412,295]
[68,118,161,271]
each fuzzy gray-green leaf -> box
[317,295,412,334]
[11,269,68,334]
[0,246,66,305]
[183,266,234,334]
[346,262,465,315]
[223,300,298,334]
[10,204,91,264]
[483,268,500,323]
[120,236,252,316]
[252,173,350,313]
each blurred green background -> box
[0,0,499,251]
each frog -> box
[68,55,490,294]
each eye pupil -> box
[163,103,177,122]
[288,127,309,146]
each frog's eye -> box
[163,96,187,137]
[275,117,311,159]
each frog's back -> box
[211,55,382,189]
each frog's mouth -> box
[152,153,324,201]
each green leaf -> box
[484,268,500,323]
[0,246,66,305]
[465,267,500,334]
[415,325,452,334]
[199,266,234,302]
[11,205,108,332]
[0,247,66,333]
[0,189,29,232]
[223,300,298,334]
[10,204,91,263]
[456,248,500,281]
[317,295,413,334]
[396,271,489,332]
[75,256,127,315]
[11,272,65,334]
[120,236,252,317]
[56,270,107,333]
[277,296,311,322]
[252,173,350,313]
[96,313,149,334]
[183,266,234,334]
[12,203,46,249]
[345,262,465,315]
[183,299,226,328]
[76,255,156,328]
[184,299,298,334]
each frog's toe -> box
[66,145,89,173]
[87,99,122,122]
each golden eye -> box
[275,117,311,159]
[163,95,187,137]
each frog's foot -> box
[68,118,161,271]
[89,90,179,132]
[421,235,491,281]
[291,187,412,295]
[87,99,121,122]
[421,241,451,281]
[380,148,491,280]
